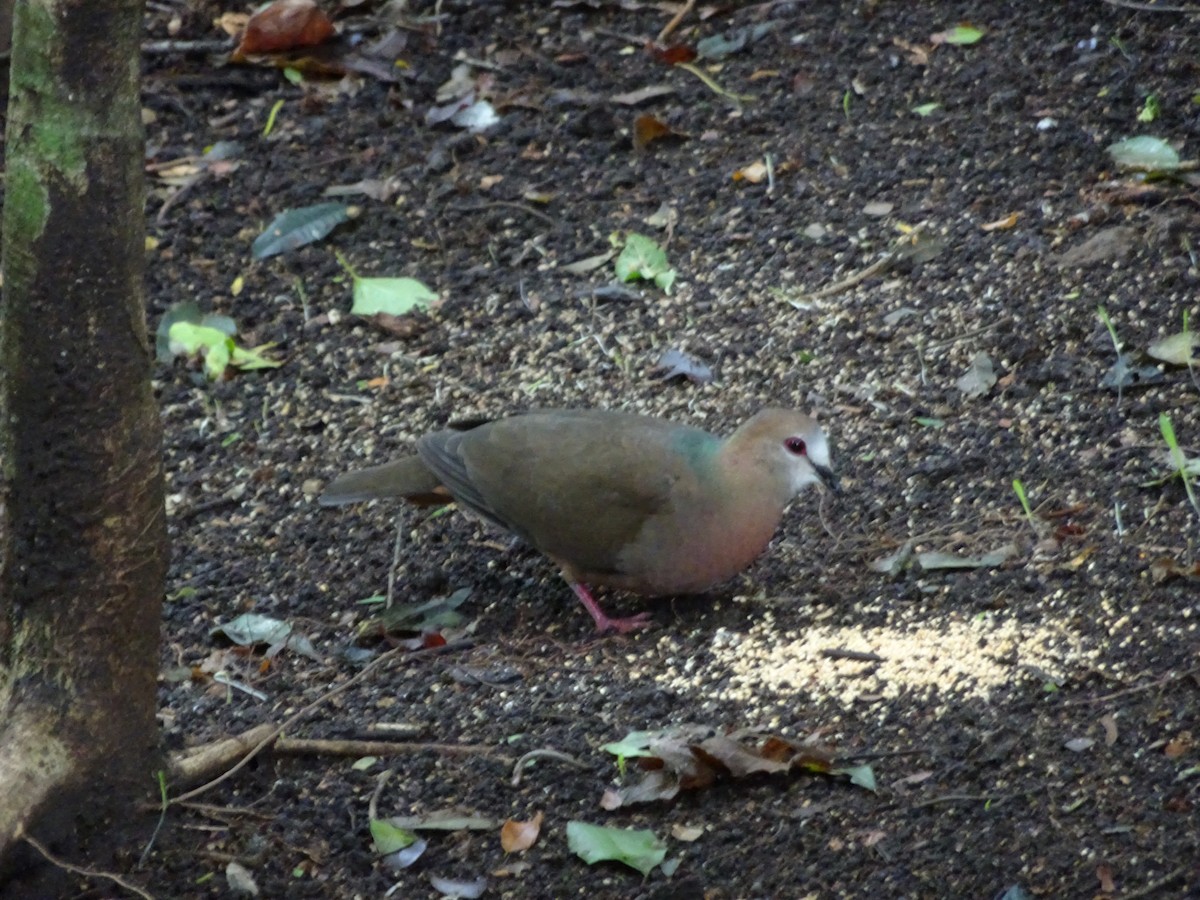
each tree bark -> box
[0,0,166,881]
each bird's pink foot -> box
[570,582,653,634]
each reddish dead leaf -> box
[1163,733,1192,759]
[604,728,836,809]
[421,632,447,649]
[1096,862,1116,894]
[650,43,697,65]
[367,312,432,339]
[235,0,334,56]
[1150,556,1200,583]
[499,812,543,853]
[633,114,681,151]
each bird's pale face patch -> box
[781,427,836,494]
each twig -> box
[789,251,897,304]
[675,61,755,103]
[386,511,404,608]
[1062,665,1200,707]
[169,647,404,804]
[275,737,511,759]
[821,648,886,663]
[909,792,1000,808]
[657,0,696,43]
[1100,0,1199,11]
[449,201,557,227]
[142,39,233,55]
[18,825,155,900]
[511,748,590,786]
[368,769,393,822]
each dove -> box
[321,408,837,633]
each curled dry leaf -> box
[500,811,543,853]
[235,0,334,56]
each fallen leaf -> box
[1147,331,1198,366]
[500,812,543,853]
[981,212,1020,231]
[1107,136,1181,172]
[733,160,768,183]
[429,875,486,899]
[1099,714,1118,746]
[651,348,713,384]
[566,822,666,876]
[650,43,697,65]
[633,114,680,151]
[956,351,997,399]
[670,824,704,842]
[235,0,334,57]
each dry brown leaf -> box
[235,0,334,56]
[499,811,543,853]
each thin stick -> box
[275,737,510,759]
[18,826,155,900]
[169,647,404,804]
[657,0,696,43]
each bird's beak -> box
[815,464,841,494]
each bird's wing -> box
[417,410,716,577]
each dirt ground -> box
[94,0,1200,896]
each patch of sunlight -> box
[655,610,1097,708]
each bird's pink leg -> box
[569,582,652,634]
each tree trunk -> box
[0,0,166,885]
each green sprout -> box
[1159,413,1199,517]
[1097,305,1121,353]
[1012,479,1038,534]
[1137,93,1160,123]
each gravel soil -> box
[76,1,1200,897]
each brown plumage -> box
[321,408,837,633]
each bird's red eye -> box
[785,437,807,456]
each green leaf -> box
[1106,136,1181,172]
[942,24,985,45]
[156,302,236,363]
[252,202,353,259]
[600,731,657,760]
[566,822,667,876]
[914,417,945,429]
[168,323,234,379]
[614,233,677,293]
[370,819,417,855]
[351,276,438,316]
[167,321,280,379]
[912,102,941,117]
[1136,94,1160,123]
